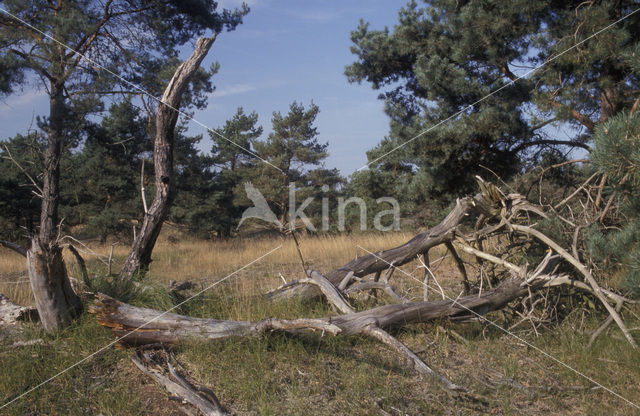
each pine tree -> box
[588,46,640,297]
[66,100,152,241]
[346,0,639,203]
[0,0,247,332]
[241,101,341,230]
[207,108,264,237]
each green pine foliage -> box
[589,109,640,297]
[345,0,639,207]
[241,101,343,229]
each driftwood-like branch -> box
[272,186,543,303]
[305,270,354,314]
[131,350,228,416]
[271,195,484,301]
[0,294,38,325]
[363,326,465,393]
[509,223,637,348]
[66,245,89,283]
[0,240,27,257]
[588,300,623,348]
[89,293,341,346]
[454,239,525,277]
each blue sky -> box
[0,1,401,176]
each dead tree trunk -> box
[0,294,37,325]
[271,195,485,301]
[90,273,544,347]
[131,350,229,416]
[120,36,217,279]
[27,82,80,334]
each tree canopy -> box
[346,0,639,205]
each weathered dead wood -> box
[454,240,525,278]
[509,223,637,348]
[0,294,38,325]
[131,350,228,416]
[121,35,217,279]
[0,240,27,257]
[588,300,623,348]
[271,195,484,301]
[338,271,355,291]
[271,186,542,303]
[304,270,354,314]
[88,293,341,346]
[92,272,545,346]
[363,326,465,393]
[27,240,81,333]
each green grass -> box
[0,314,143,415]
[2,290,640,415]
[1,233,640,415]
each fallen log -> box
[90,271,554,400]
[131,350,228,416]
[91,268,550,346]
[88,294,341,346]
[0,294,38,325]
[270,187,542,302]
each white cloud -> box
[213,83,257,97]
[286,9,341,22]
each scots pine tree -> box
[241,101,341,230]
[208,107,263,236]
[0,0,247,332]
[588,47,640,297]
[346,0,639,206]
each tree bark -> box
[26,81,81,334]
[27,240,81,333]
[120,36,217,279]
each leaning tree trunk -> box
[26,81,81,334]
[120,36,217,279]
[271,194,483,301]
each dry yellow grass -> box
[2,231,453,306]
[3,232,640,415]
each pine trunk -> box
[120,36,217,279]
[27,82,80,334]
[27,239,80,332]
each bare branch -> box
[2,144,43,198]
[509,223,637,348]
[0,240,27,257]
